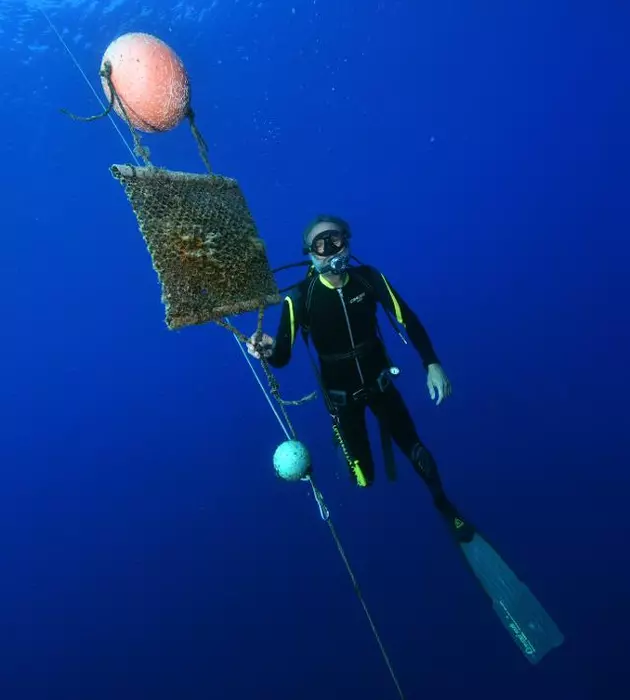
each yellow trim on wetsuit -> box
[285,295,297,346]
[333,423,368,487]
[380,273,405,326]
[318,272,350,290]
[351,460,368,487]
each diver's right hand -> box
[247,332,275,360]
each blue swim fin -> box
[459,531,565,664]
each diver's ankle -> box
[434,498,475,543]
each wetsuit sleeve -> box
[267,291,301,369]
[364,266,441,369]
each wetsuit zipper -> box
[336,288,365,385]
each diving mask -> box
[303,229,349,257]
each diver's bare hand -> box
[247,332,275,360]
[427,363,452,405]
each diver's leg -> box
[368,385,443,496]
[334,401,376,487]
[370,385,474,540]
[370,392,564,662]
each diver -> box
[247,214,473,543]
[247,215,565,664]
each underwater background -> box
[1,1,629,698]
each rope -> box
[324,519,405,700]
[41,10,141,167]
[59,59,153,165]
[43,12,406,697]
[49,10,212,174]
[186,107,213,174]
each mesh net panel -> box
[111,164,281,329]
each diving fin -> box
[459,531,565,664]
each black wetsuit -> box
[267,264,458,518]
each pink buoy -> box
[101,32,190,133]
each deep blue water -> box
[1,1,629,698]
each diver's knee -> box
[410,443,439,480]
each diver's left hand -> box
[427,363,452,406]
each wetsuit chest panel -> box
[308,274,386,388]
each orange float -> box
[100,32,190,133]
